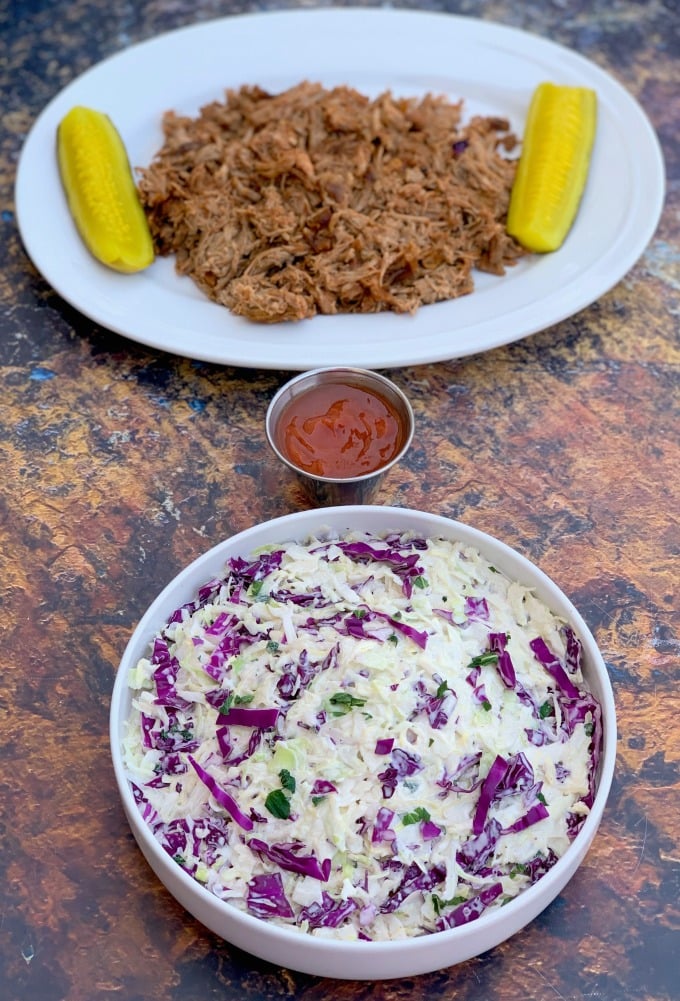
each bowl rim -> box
[110,505,617,975]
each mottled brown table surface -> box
[2,1,678,999]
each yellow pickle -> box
[507,82,597,253]
[57,105,154,273]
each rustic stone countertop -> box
[1,1,678,999]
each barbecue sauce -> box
[276,381,407,479]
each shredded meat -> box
[137,82,526,323]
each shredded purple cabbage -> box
[412,678,457,729]
[502,801,549,833]
[300,892,359,929]
[563,625,583,675]
[457,818,502,874]
[203,621,255,683]
[378,747,424,799]
[310,779,337,796]
[188,755,254,831]
[488,631,516,688]
[525,848,560,881]
[340,605,428,649]
[465,665,490,708]
[248,838,331,881]
[228,550,285,582]
[151,638,192,710]
[421,819,443,840]
[246,872,295,919]
[530,636,581,699]
[437,752,483,797]
[371,807,396,845]
[464,596,489,622]
[331,540,425,597]
[374,736,395,755]
[472,753,538,836]
[216,726,262,767]
[217,705,280,729]
[436,882,504,929]
[379,861,446,913]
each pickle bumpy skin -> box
[57,105,154,273]
[506,82,597,253]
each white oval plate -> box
[16,9,665,370]
[110,505,616,979]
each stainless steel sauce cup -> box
[266,367,415,505]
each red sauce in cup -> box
[276,381,407,479]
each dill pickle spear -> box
[507,83,597,253]
[57,105,154,273]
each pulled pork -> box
[137,82,526,323]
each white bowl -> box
[110,506,616,980]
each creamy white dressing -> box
[122,530,600,940]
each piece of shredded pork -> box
[137,82,526,323]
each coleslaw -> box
[122,529,602,940]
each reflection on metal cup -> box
[266,367,414,505]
